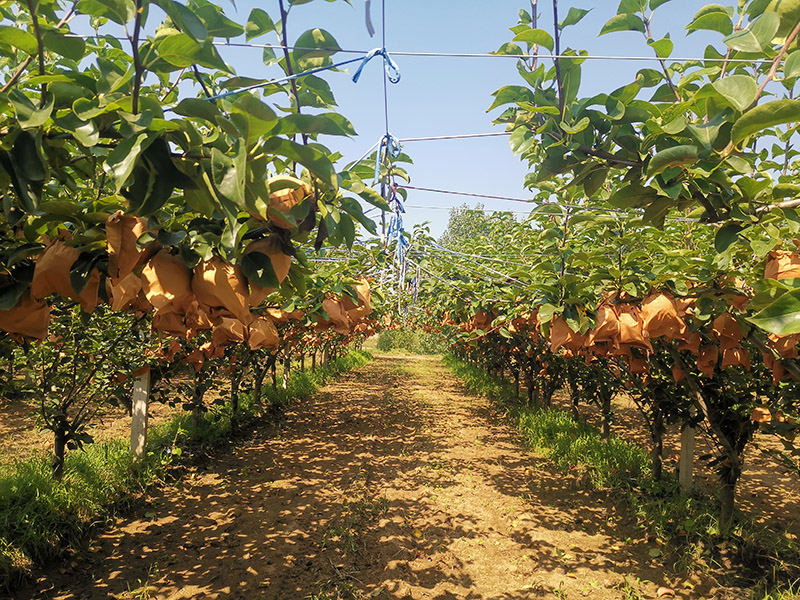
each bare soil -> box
[16,354,729,600]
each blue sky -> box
[216,1,715,237]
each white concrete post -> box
[131,367,151,463]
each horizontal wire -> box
[399,132,511,142]
[398,184,535,204]
[77,37,779,65]
[398,185,704,223]
[207,42,778,64]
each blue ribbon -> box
[352,47,401,84]
[373,133,403,182]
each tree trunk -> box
[230,371,241,429]
[312,352,317,369]
[514,370,520,401]
[253,365,267,407]
[719,464,740,532]
[192,379,204,429]
[651,405,664,481]
[600,392,612,440]
[526,367,535,405]
[52,426,67,481]
[300,353,305,372]
[679,416,696,493]
[271,360,278,389]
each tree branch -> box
[552,0,564,115]
[1,1,77,94]
[131,0,144,115]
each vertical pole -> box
[679,408,696,493]
[130,367,150,463]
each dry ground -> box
[16,354,724,600]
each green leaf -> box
[559,7,591,28]
[0,26,38,55]
[293,28,341,64]
[686,6,733,35]
[104,132,155,192]
[647,37,673,58]
[230,94,278,145]
[641,196,673,227]
[650,0,672,9]
[560,116,590,134]
[715,223,743,252]
[0,282,27,311]
[194,3,244,38]
[748,288,800,335]
[246,8,275,40]
[76,0,136,25]
[617,0,643,13]
[42,30,86,61]
[152,0,208,42]
[339,214,356,249]
[775,183,800,199]
[173,97,223,123]
[600,14,646,35]
[608,183,662,208]
[241,251,280,289]
[73,118,100,147]
[494,42,523,56]
[712,74,758,111]
[723,12,780,52]
[211,146,246,209]
[731,99,800,145]
[785,50,800,79]
[9,90,54,129]
[268,113,356,137]
[262,139,337,188]
[647,145,699,176]
[155,33,201,67]
[513,29,554,51]
[488,85,536,112]
[509,127,535,155]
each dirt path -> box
[21,355,704,600]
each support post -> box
[130,367,150,463]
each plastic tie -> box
[352,47,401,84]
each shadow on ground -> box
[19,354,701,600]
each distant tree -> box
[438,204,492,250]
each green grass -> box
[443,354,649,489]
[0,349,372,593]
[443,354,800,597]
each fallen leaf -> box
[412,529,422,539]
[649,548,663,558]
[657,586,675,597]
